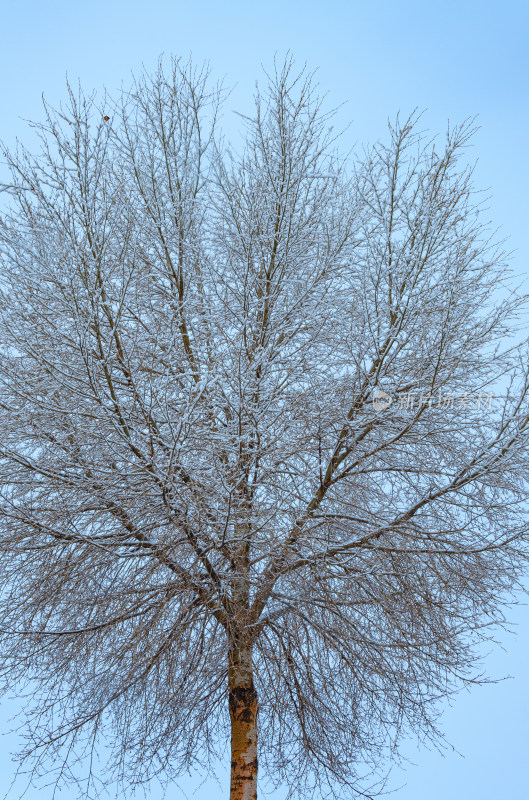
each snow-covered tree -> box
[1,57,529,800]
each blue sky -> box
[0,1,528,798]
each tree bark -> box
[229,645,258,800]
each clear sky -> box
[0,1,528,798]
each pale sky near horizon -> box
[0,1,528,798]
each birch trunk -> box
[229,645,258,800]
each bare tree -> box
[0,56,528,800]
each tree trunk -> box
[229,644,258,800]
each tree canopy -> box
[1,57,528,800]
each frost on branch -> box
[0,57,528,800]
